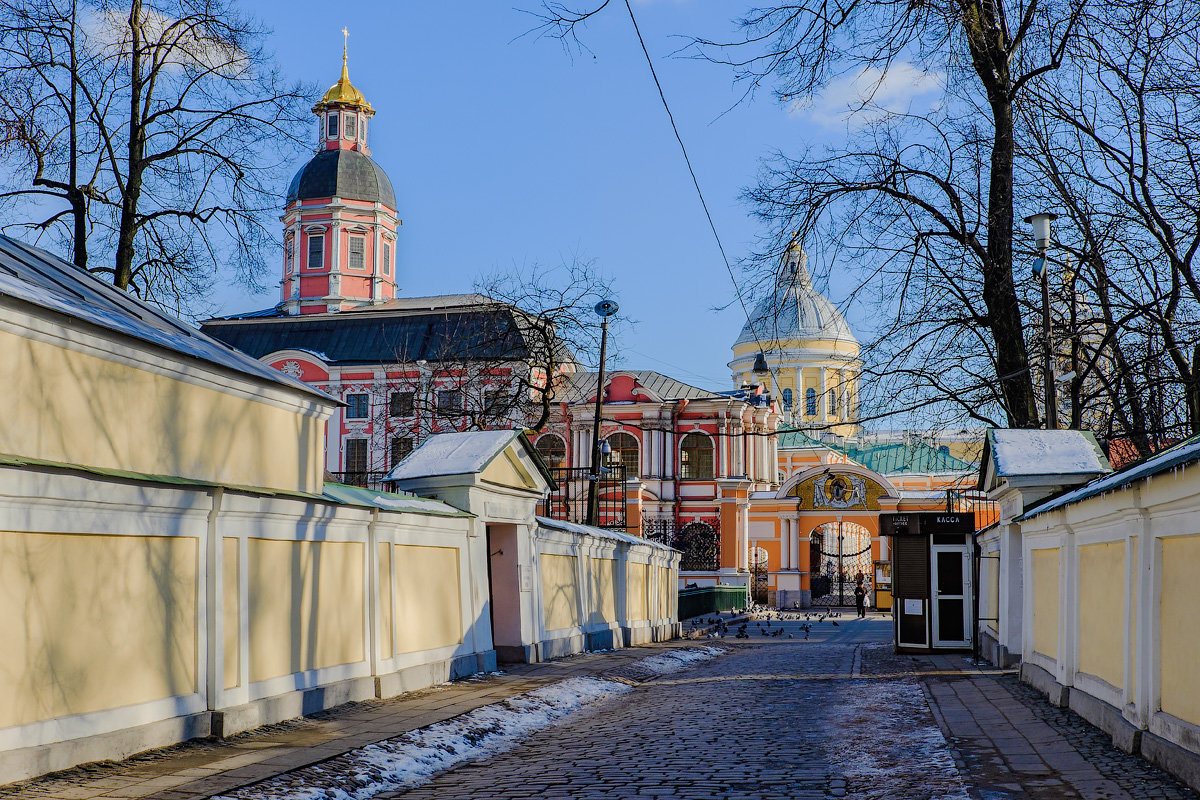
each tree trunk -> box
[113,0,143,290]
[981,98,1039,427]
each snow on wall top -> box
[535,516,676,552]
[989,429,1110,477]
[385,429,521,481]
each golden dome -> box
[317,37,372,113]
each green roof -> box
[842,441,975,475]
[773,427,975,475]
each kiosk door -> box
[931,539,971,648]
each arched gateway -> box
[742,464,901,609]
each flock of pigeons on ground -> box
[687,606,851,641]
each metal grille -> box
[328,470,392,491]
[538,464,627,529]
[645,517,721,572]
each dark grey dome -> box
[286,149,396,208]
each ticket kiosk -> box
[879,512,974,653]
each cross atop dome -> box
[313,28,374,116]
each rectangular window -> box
[382,242,391,276]
[345,438,368,473]
[284,238,294,274]
[437,389,463,416]
[391,436,413,467]
[307,235,324,271]
[389,391,414,417]
[344,113,357,139]
[327,112,338,138]
[484,389,502,411]
[345,393,369,419]
[349,235,365,270]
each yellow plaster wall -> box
[223,538,240,690]
[377,543,393,658]
[480,449,536,491]
[0,531,198,729]
[986,548,999,633]
[1077,542,1125,688]
[1031,548,1060,661]
[0,328,325,493]
[587,557,618,625]
[541,554,581,631]
[627,562,649,621]
[393,545,462,654]
[1161,535,1200,725]
[248,539,364,682]
[657,566,672,619]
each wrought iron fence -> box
[645,516,722,572]
[328,471,392,492]
[538,464,627,529]
[947,489,1001,530]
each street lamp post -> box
[1025,212,1059,430]
[586,299,619,526]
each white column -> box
[790,519,801,568]
[819,368,828,423]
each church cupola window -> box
[327,112,338,139]
[348,235,365,270]
[284,237,294,274]
[382,241,391,275]
[782,387,793,409]
[344,112,357,140]
[307,234,324,271]
[805,387,817,416]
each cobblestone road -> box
[383,616,1196,800]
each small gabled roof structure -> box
[1019,433,1200,520]
[384,429,557,492]
[978,428,1111,495]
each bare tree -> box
[1017,0,1200,449]
[347,259,615,477]
[529,0,1098,430]
[0,0,312,309]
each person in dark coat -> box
[854,582,867,618]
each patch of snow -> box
[628,646,723,676]
[991,429,1109,476]
[535,515,676,552]
[213,647,723,800]
[821,646,969,799]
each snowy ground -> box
[214,646,723,800]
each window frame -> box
[348,234,365,270]
[679,432,715,480]
[327,112,338,139]
[805,387,817,416]
[606,431,639,478]
[345,393,369,420]
[344,112,357,140]
[344,437,368,473]
[307,234,324,272]
[390,435,413,467]
[436,389,463,416]
[382,241,392,275]
[389,390,415,417]
[534,434,567,470]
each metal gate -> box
[810,524,873,607]
[750,547,769,605]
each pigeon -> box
[832,620,839,627]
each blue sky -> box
[228,1,902,389]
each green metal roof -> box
[841,441,975,475]
[774,427,975,475]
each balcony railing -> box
[538,465,627,530]
[328,471,393,492]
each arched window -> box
[782,387,793,409]
[606,432,639,477]
[535,434,566,470]
[805,387,817,416]
[679,432,714,480]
